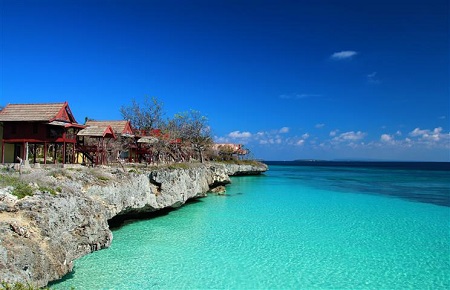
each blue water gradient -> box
[52,165,450,289]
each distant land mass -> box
[263,160,450,171]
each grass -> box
[0,281,50,290]
[38,186,62,196]
[127,168,141,174]
[0,172,62,199]
[215,159,264,166]
[87,169,111,183]
[48,169,72,180]
[96,175,110,181]
[0,175,34,199]
[166,163,190,170]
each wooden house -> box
[130,129,185,163]
[77,120,133,165]
[212,143,248,160]
[77,124,116,165]
[84,120,133,137]
[0,102,84,165]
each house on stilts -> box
[76,123,117,165]
[0,102,84,165]
[77,120,135,165]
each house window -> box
[47,126,63,138]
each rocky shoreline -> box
[0,162,268,287]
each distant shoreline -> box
[263,160,450,171]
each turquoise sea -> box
[53,163,450,289]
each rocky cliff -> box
[222,162,269,176]
[0,162,267,287]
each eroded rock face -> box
[0,190,113,286]
[222,162,269,176]
[0,162,266,287]
[0,163,233,287]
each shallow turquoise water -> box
[53,165,450,289]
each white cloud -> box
[409,127,446,142]
[329,130,339,137]
[333,131,367,142]
[260,138,282,145]
[380,134,393,142]
[228,131,252,138]
[367,72,381,84]
[279,127,290,133]
[217,126,449,161]
[315,123,325,129]
[292,133,310,146]
[409,128,429,137]
[331,50,358,60]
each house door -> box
[14,144,22,162]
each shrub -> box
[48,169,72,180]
[38,186,62,196]
[96,175,110,182]
[12,183,34,199]
[87,169,110,183]
[215,159,262,166]
[0,175,34,199]
[167,163,190,170]
[0,281,49,290]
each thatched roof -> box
[0,102,78,123]
[77,126,116,138]
[85,120,133,135]
[137,136,159,144]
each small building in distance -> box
[212,143,248,160]
[77,120,133,165]
[0,102,84,165]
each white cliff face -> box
[222,162,269,176]
[0,190,113,287]
[0,162,266,287]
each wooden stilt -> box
[1,141,4,164]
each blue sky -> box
[1,0,449,161]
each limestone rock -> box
[0,162,239,287]
[220,162,268,176]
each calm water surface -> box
[53,164,450,289]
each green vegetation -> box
[88,169,111,183]
[12,183,34,199]
[38,186,62,196]
[48,169,72,180]
[215,159,264,166]
[0,281,50,290]
[166,163,190,170]
[127,168,139,174]
[96,175,110,182]
[0,175,34,199]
